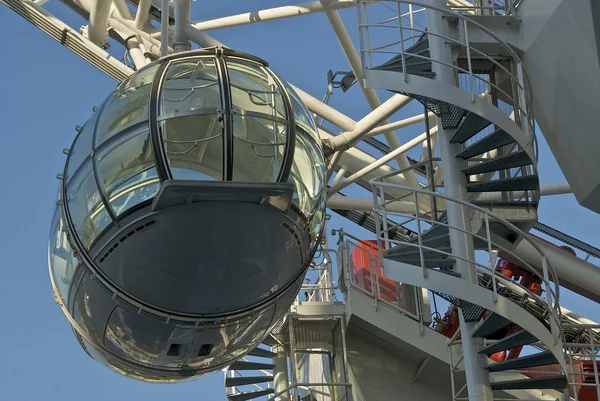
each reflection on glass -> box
[49,205,79,301]
[163,114,223,180]
[66,158,110,249]
[95,64,158,146]
[289,128,325,219]
[160,58,220,116]
[228,59,286,119]
[96,124,156,216]
[67,112,99,186]
[232,115,287,181]
[284,82,321,143]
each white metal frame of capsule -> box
[48,47,327,382]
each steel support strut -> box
[425,1,493,400]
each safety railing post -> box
[541,255,559,346]
[463,19,475,103]
[357,2,368,75]
[484,213,497,303]
[414,191,427,278]
[364,3,373,68]
[397,1,408,83]
[380,184,391,250]
[516,62,532,141]
[590,327,600,401]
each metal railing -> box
[266,383,353,401]
[565,324,600,401]
[357,0,536,147]
[448,0,522,16]
[369,181,565,348]
[336,229,427,326]
[297,248,338,304]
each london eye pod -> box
[47,48,326,382]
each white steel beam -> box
[319,4,419,188]
[1,0,132,81]
[87,0,113,45]
[328,195,415,214]
[325,94,413,152]
[327,131,430,197]
[173,0,191,52]
[135,0,152,29]
[189,0,363,32]
[367,112,436,139]
[113,0,133,19]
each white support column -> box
[173,0,191,52]
[326,94,412,152]
[272,345,290,401]
[161,0,169,56]
[426,1,493,400]
[127,37,148,69]
[87,0,113,45]
[189,0,361,32]
[319,4,420,189]
[135,0,153,29]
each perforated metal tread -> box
[472,313,512,338]
[229,388,275,401]
[451,112,493,144]
[479,330,538,354]
[229,361,276,371]
[485,350,557,372]
[456,129,515,159]
[462,151,531,175]
[466,175,538,192]
[247,347,277,358]
[490,376,568,391]
[226,376,274,387]
[388,256,457,268]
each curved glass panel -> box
[67,112,98,185]
[66,156,110,249]
[95,64,158,146]
[232,115,287,181]
[284,83,321,143]
[289,128,326,219]
[159,57,220,117]
[96,124,157,216]
[228,59,286,120]
[49,204,79,301]
[162,114,223,180]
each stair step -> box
[228,388,275,401]
[485,351,557,372]
[490,375,568,391]
[226,376,274,387]
[456,129,515,159]
[462,151,532,175]
[451,112,492,144]
[479,330,538,354]
[229,361,276,371]
[472,313,513,338]
[386,256,456,269]
[466,175,538,192]
[247,347,277,359]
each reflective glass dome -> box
[49,48,326,381]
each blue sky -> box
[1,2,599,401]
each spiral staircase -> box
[360,2,569,399]
[224,341,277,401]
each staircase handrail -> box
[370,181,565,345]
[358,0,536,145]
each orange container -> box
[350,240,412,311]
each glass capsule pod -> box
[48,48,326,381]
